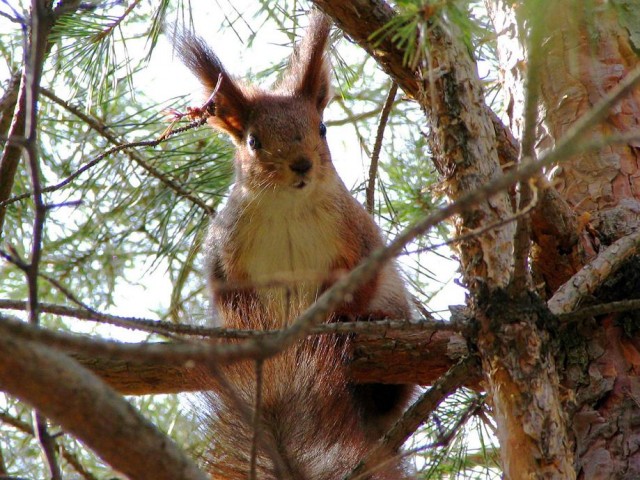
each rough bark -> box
[543,3,640,479]
[315,2,579,477]
[490,0,640,477]
[540,2,640,231]
[73,328,473,395]
[475,291,576,478]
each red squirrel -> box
[177,11,415,479]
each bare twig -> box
[406,178,539,255]
[34,412,62,480]
[1,87,213,213]
[21,2,62,477]
[0,298,455,338]
[366,82,397,214]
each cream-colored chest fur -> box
[235,187,341,322]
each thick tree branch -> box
[0,331,208,480]
[0,312,471,393]
[75,327,472,395]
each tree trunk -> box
[490,0,640,477]
[316,1,579,477]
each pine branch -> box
[0,0,81,238]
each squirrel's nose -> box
[290,157,312,175]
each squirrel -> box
[177,11,415,479]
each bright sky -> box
[0,1,465,333]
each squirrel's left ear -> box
[281,10,332,113]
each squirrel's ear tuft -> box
[175,32,250,140]
[281,10,332,112]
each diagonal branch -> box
[548,230,640,315]
[346,357,476,479]
[0,330,208,480]
[365,81,397,214]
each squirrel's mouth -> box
[293,180,307,189]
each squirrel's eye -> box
[248,134,261,150]
[319,122,327,138]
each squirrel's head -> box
[177,12,334,194]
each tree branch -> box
[548,230,640,314]
[0,312,471,393]
[1,88,214,214]
[347,357,477,479]
[0,1,81,237]
[365,81,397,214]
[0,331,208,480]
[0,298,456,338]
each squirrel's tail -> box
[198,334,410,479]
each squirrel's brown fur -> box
[177,11,415,478]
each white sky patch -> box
[0,0,467,324]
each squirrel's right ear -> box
[175,32,249,141]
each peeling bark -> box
[489,0,640,477]
[539,1,640,239]
[475,291,576,478]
